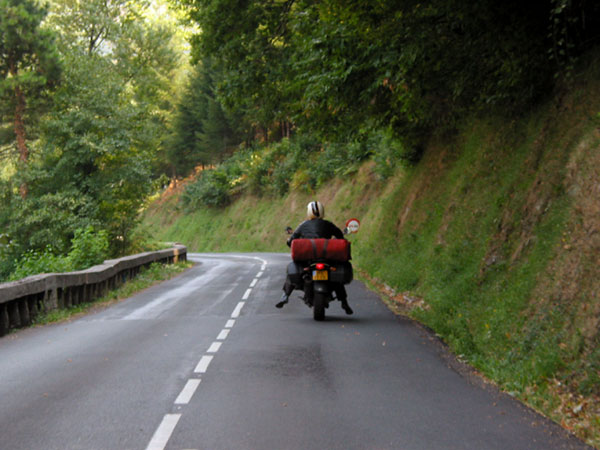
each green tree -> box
[286,0,554,143]
[0,0,61,195]
[180,0,296,141]
[30,52,154,254]
[168,64,211,176]
[18,0,186,254]
[168,59,245,177]
[48,0,143,55]
[177,0,600,154]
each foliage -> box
[0,0,187,265]
[9,246,71,280]
[0,232,17,280]
[29,52,152,254]
[48,0,144,55]
[182,168,233,208]
[181,0,296,136]
[67,226,109,270]
[174,0,600,155]
[548,0,600,78]
[7,225,108,280]
[0,0,61,163]
[179,127,416,208]
[168,59,245,177]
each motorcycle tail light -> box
[315,263,325,270]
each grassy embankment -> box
[142,62,600,446]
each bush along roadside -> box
[180,128,412,211]
[4,226,109,282]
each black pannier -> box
[330,262,353,285]
[286,261,305,285]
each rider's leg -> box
[276,278,295,308]
[334,284,353,315]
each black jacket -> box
[287,218,344,247]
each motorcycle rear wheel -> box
[313,292,326,321]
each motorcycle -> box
[285,219,360,321]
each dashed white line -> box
[231,301,245,318]
[217,329,230,340]
[146,414,181,450]
[207,342,222,353]
[146,259,268,450]
[194,355,214,373]
[175,379,201,405]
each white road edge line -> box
[242,289,252,300]
[231,301,245,318]
[207,342,222,353]
[217,329,230,340]
[146,413,181,450]
[225,319,235,328]
[194,355,213,373]
[250,278,258,288]
[174,379,201,405]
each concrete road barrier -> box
[0,245,187,337]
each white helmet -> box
[307,201,325,219]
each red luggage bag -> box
[290,238,351,262]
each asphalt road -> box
[0,253,592,450]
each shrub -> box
[368,128,423,179]
[0,233,17,281]
[183,169,232,208]
[7,226,111,280]
[68,226,109,270]
[9,246,71,280]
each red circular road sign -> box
[345,218,361,233]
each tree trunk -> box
[14,86,28,162]
[14,84,29,198]
[285,120,291,138]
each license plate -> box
[313,270,328,281]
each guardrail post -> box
[0,304,8,336]
[43,289,58,312]
[18,299,30,326]
[8,301,20,328]
[28,296,39,322]
[57,288,64,310]
[64,287,72,308]
[73,286,79,305]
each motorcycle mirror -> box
[285,226,293,235]
[345,218,361,234]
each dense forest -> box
[1,0,600,281]
[0,0,189,279]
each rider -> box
[276,201,353,315]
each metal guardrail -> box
[0,245,187,337]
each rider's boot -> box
[275,292,289,308]
[341,299,353,315]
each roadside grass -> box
[31,261,193,327]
